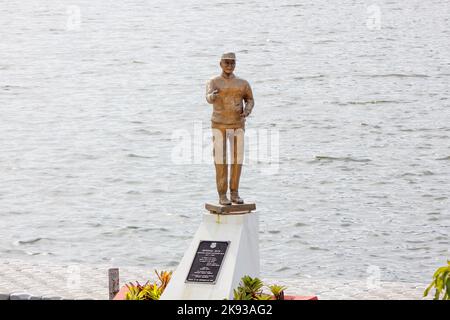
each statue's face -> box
[220,59,235,74]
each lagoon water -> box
[0,0,449,283]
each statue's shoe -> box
[219,194,232,206]
[230,192,244,204]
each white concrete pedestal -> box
[161,211,259,300]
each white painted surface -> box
[161,212,260,300]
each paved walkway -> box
[0,259,428,300]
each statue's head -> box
[220,52,236,75]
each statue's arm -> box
[205,79,216,104]
[243,82,254,116]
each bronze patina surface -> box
[206,52,254,205]
[205,203,256,215]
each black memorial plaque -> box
[186,240,230,284]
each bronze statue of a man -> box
[206,52,254,205]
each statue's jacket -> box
[206,74,254,129]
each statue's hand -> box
[208,89,219,101]
[240,109,250,118]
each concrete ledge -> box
[0,293,10,300]
[42,295,64,300]
[10,293,32,300]
[7,292,65,300]
[0,258,429,300]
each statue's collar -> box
[221,73,235,80]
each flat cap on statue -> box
[221,52,236,60]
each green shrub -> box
[233,275,286,300]
[125,270,172,300]
[268,284,287,300]
[424,261,450,300]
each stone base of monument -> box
[160,204,259,300]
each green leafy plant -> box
[424,261,450,300]
[267,284,287,300]
[125,270,173,300]
[125,281,151,300]
[233,276,285,300]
